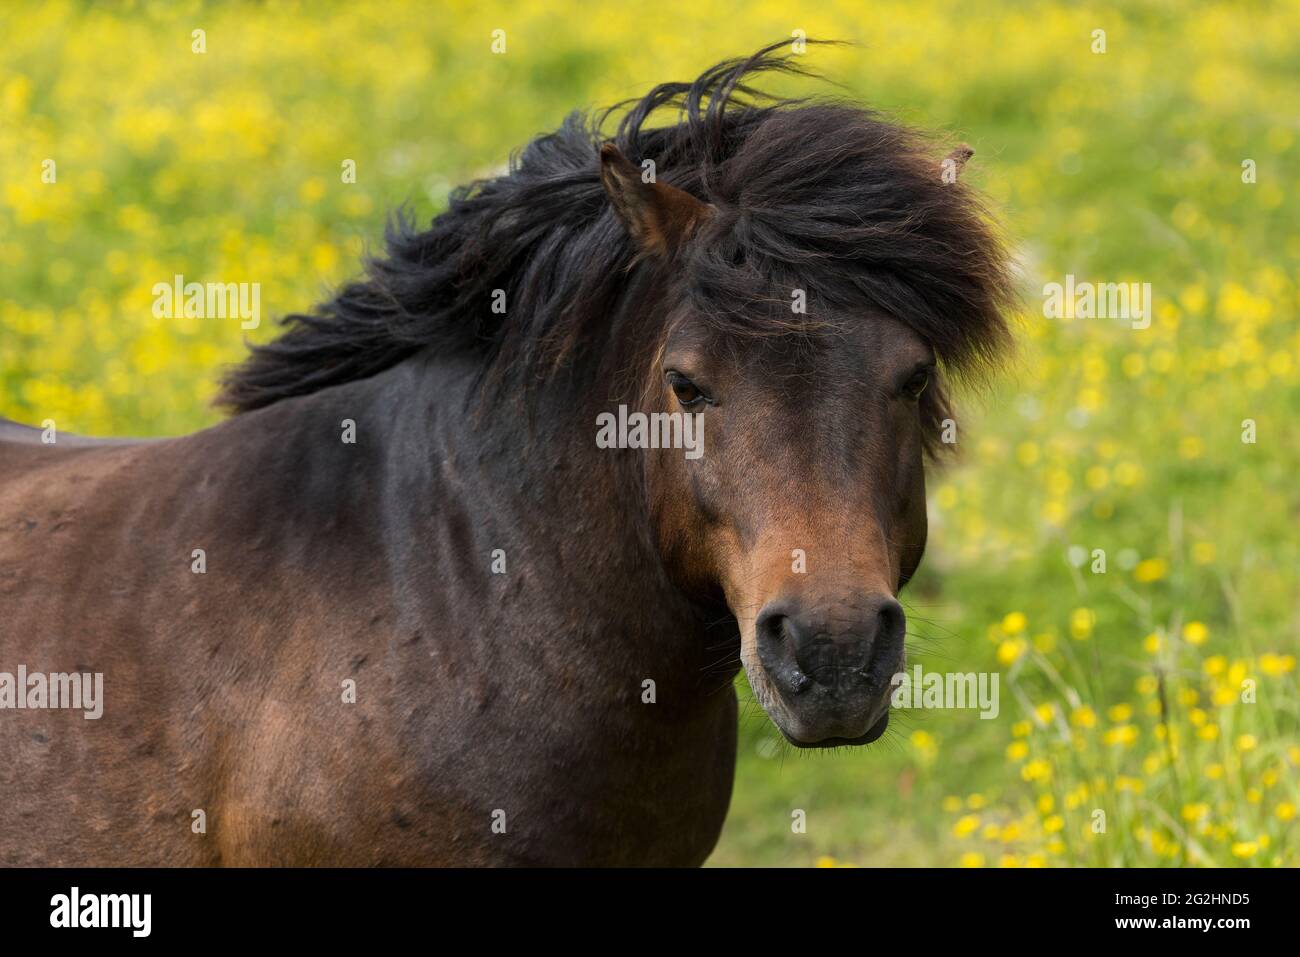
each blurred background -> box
[2,0,1297,866]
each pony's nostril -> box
[755,609,790,652]
[754,605,814,694]
[876,600,904,643]
[865,598,906,679]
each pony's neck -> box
[208,315,734,708]
[352,350,724,688]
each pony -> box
[0,41,1014,865]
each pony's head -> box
[218,41,1015,749]
[595,46,1016,747]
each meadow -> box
[2,0,1296,866]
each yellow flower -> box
[1211,685,1237,707]
[298,177,327,203]
[1276,802,1296,822]
[1136,675,1159,695]
[1012,721,1033,738]
[941,795,963,813]
[1181,802,1209,822]
[1203,655,1227,676]
[958,852,985,868]
[1042,500,1067,525]
[1236,734,1258,752]
[1021,759,1052,782]
[1085,465,1109,490]
[1070,607,1095,640]
[1197,724,1219,741]
[997,638,1028,666]
[1134,558,1168,583]
[1006,741,1028,762]
[1231,842,1258,859]
[1182,621,1209,645]
[966,794,988,810]
[1205,763,1224,780]
[1107,703,1133,722]
[1043,815,1064,833]
[1113,462,1142,486]
[815,855,838,868]
[1142,632,1162,654]
[1071,705,1097,729]
[1260,653,1296,676]
[1103,725,1138,747]
[1037,794,1055,815]
[1001,611,1028,634]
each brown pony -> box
[0,42,1013,865]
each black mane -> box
[218,40,1015,415]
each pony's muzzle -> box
[754,594,904,747]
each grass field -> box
[2,0,1297,866]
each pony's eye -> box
[667,371,707,408]
[902,369,931,400]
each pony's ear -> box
[599,143,709,258]
[941,144,975,182]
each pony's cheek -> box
[686,457,738,529]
